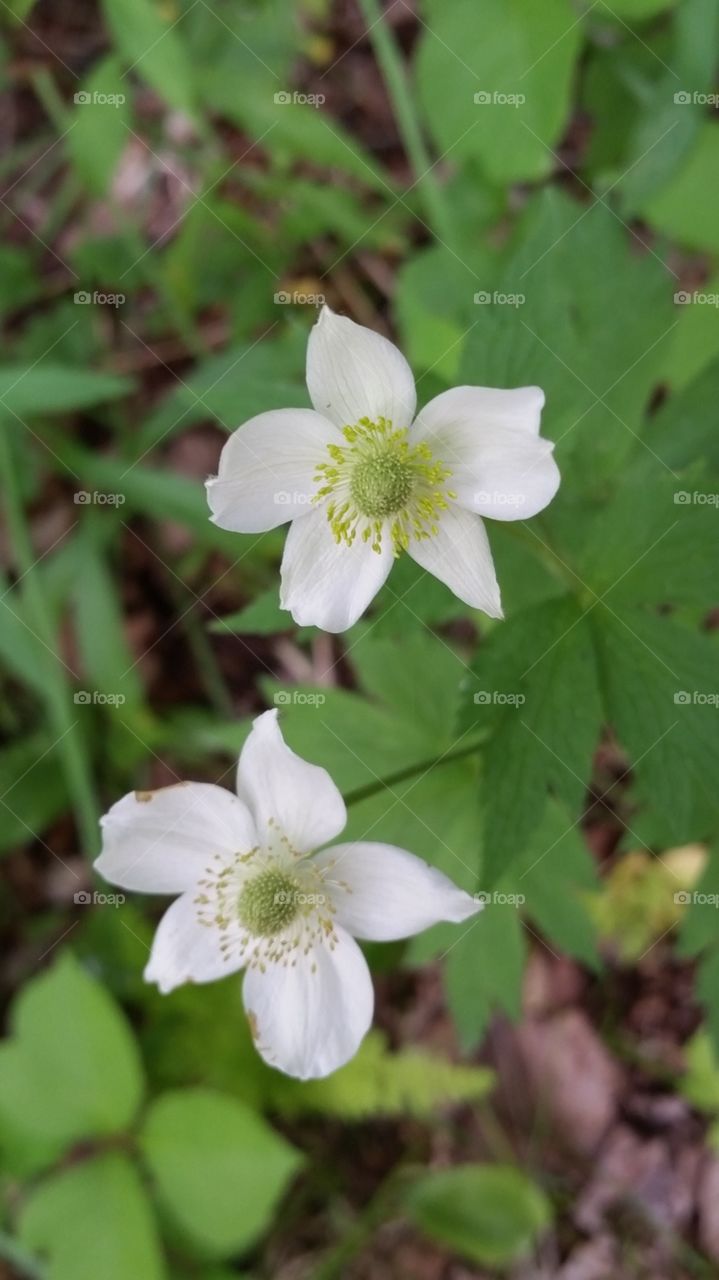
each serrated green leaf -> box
[274,1030,493,1119]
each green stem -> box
[344,736,484,807]
[357,0,456,249]
[0,1229,47,1280]
[1,425,100,853]
[313,1164,420,1280]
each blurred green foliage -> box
[1,0,719,1273]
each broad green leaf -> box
[0,952,144,1155]
[591,609,719,844]
[458,192,673,490]
[666,272,719,391]
[416,0,582,184]
[19,1153,165,1280]
[640,124,719,253]
[462,597,601,886]
[406,1163,552,1266]
[680,1032,719,1112]
[102,0,195,116]
[139,1088,302,1258]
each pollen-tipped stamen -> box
[314,416,454,556]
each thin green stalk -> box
[1,424,100,854]
[344,735,485,807]
[0,1227,47,1279]
[357,0,457,249]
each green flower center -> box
[350,451,415,518]
[314,416,455,556]
[237,868,301,937]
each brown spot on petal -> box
[246,1010,259,1042]
[135,790,154,803]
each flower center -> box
[349,451,415,518]
[314,416,455,556]
[237,868,301,937]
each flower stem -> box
[0,1230,46,1280]
[344,735,485,807]
[356,0,457,250]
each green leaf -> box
[445,903,526,1050]
[416,0,582,184]
[101,0,195,117]
[639,124,719,254]
[274,1031,494,1119]
[463,597,601,887]
[458,192,673,485]
[406,1163,552,1267]
[19,1153,166,1280]
[71,522,144,709]
[517,800,600,967]
[0,732,70,855]
[139,1088,302,1259]
[68,55,132,194]
[0,952,144,1157]
[0,364,131,416]
[680,1032,719,1113]
[591,608,719,844]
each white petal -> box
[411,386,559,521]
[408,505,503,618]
[96,783,256,894]
[206,408,342,532]
[280,508,393,632]
[307,306,416,430]
[144,891,245,994]
[237,709,346,854]
[414,385,546,438]
[313,842,481,940]
[242,928,373,1079]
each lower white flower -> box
[206,305,560,631]
[95,710,482,1080]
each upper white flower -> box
[206,306,559,632]
[95,710,481,1080]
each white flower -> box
[95,710,481,1080]
[206,306,559,632]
